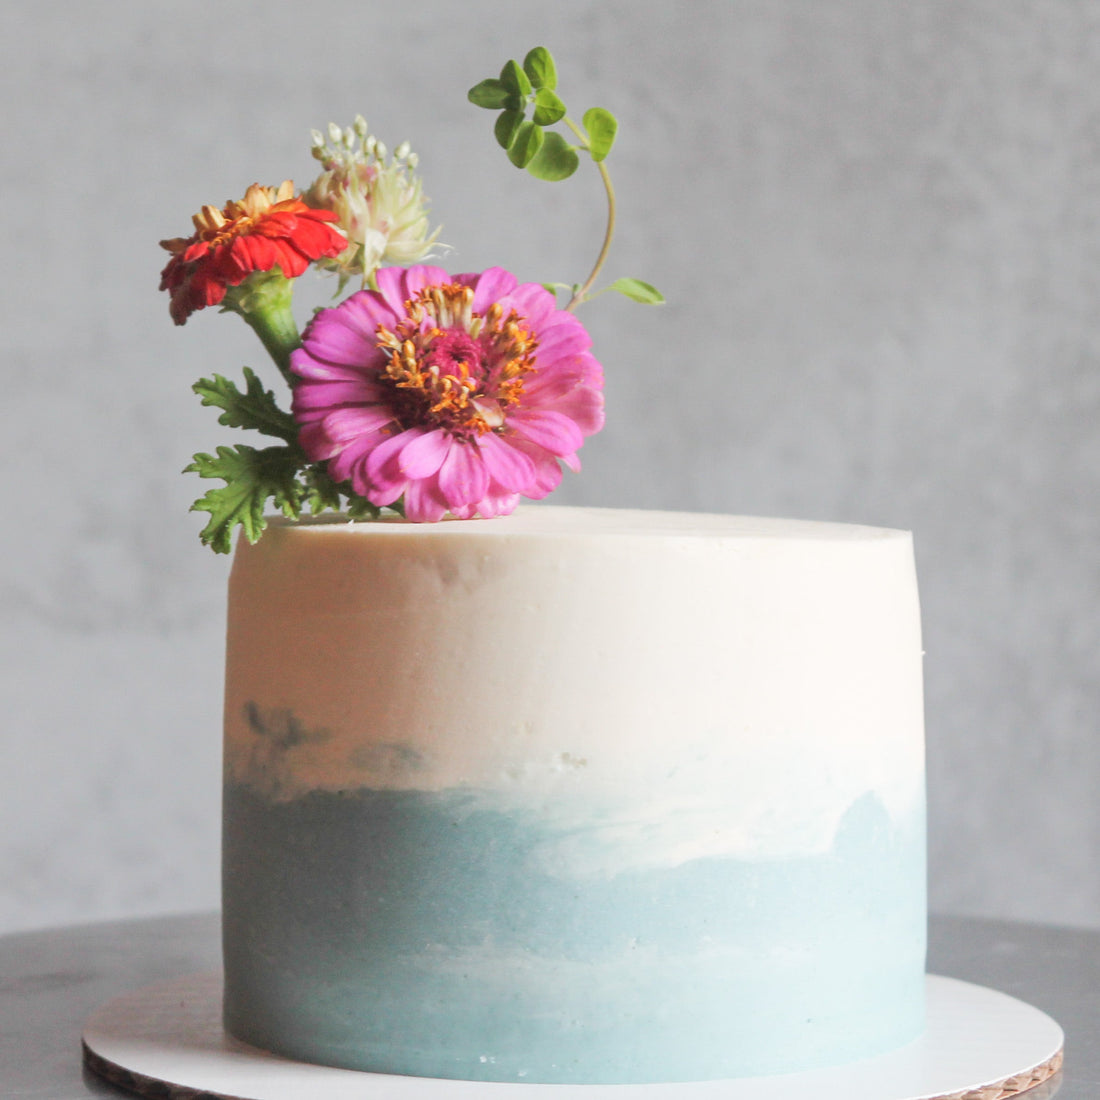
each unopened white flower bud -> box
[394,141,411,161]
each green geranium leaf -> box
[304,465,382,520]
[302,465,344,515]
[185,444,305,554]
[499,59,531,98]
[495,108,525,150]
[346,494,383,520]
[608,277,665,304]
[523,46,557,91]
[527,130,580,181]
[467,78,512,109]
[583,107,618,161]
[193,367,298,442]
[532,88,567,126]
[507,120,544,168]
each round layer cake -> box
[221,506,926,1083]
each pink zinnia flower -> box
[290,265,604,521]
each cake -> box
[152,46,927,1086]
[221,505,926,1084]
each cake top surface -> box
[263,505,910,542]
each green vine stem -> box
[563,116,616,312]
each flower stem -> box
[223,272,302,388]
[563,116,617,312]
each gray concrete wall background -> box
[2,1,1097,932]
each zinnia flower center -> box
[376,284,537,437]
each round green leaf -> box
[500,59,532,98]
[507,120,544,168]
[583,107,618,161]
[523,46,557,90]
[467,78,511,109]
[527,130,580,181]
[609,277,665,304]
[494,109,525,150]
[532,88,567,127]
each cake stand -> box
[82,972,1063,1100]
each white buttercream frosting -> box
[224,506,924,873]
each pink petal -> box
[463,267,517,314]
[298,421,341,461]
[507,438,563,497]
[337,289,400,335]
[574,350,604,387]
[292,380,387,410]
[373,266,413,316]
[398,429,452,479]
[521,365,584,400]
[291,397,326,427]
[321,404,396,442]
[437,441,490,509]
[300,297,393,367]
[507,409,585,456]
[328,430,388,490]
[366,429,419,498]
[291,351,378,384]
[477,491,521,518]
[477,432,537,492]
[366,479,406,508]
[531,319,591,363]
[521,351,603,399]
[403,477,450,522]
[402,265,453,300]
[499,282,558,328]
[539,385,605,436]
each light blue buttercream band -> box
[223,784,926,1084]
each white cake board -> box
[82,973,1063,1100]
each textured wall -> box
[2,0,1098,932]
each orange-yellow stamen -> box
[376,283,537,436]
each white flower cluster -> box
[304,116,443,287]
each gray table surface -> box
[0,912,1093,1098]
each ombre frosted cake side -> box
[221,506,927,1084]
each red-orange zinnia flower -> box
[158,180,346,325]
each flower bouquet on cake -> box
[160,46,661,549]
